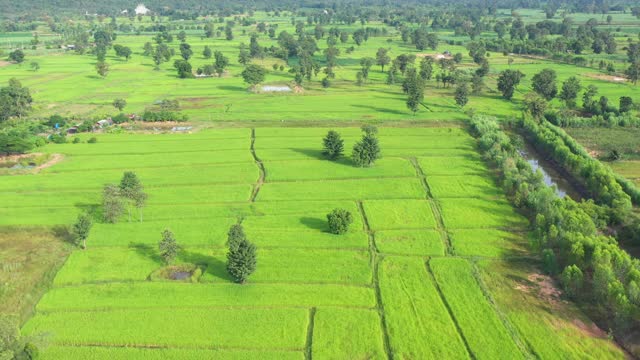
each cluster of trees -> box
[102,171,147,224]
[470,114,640,335]
[321,126,380,167]
[521,117,632,222]
[0,79,32,122]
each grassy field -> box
[0,125,626,358]
[1,10,638,123]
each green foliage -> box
[454,82,469,107]
[227,223,246,251]
[559,76,581,108]
[541,248,557,275]
[226,239,257,284]
[523,92,547,118]
[241,64,266,86]
[326,208,353,234]
[73,213,92,249]
[95,61,109,78]
[352,126,380,167]
[112,98,127,111]
[561,265,584,299]
[8,49,24,63]
[102,184,124,223]
[173,59,194,78]
[322,130,344,160]
[158,229,179,265]
[531,68,558,100]
[0,78,32,122]
[497,69,525,100]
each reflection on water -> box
[519,144,581,200]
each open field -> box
[1,10,639,123]
[0,126,626,358]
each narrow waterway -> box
[519,142,582,201]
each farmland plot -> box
[0,127,623,359]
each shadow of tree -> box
[180,249,231,282]
[129,243,163,265]
[300,216,328,232]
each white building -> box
[135,4,150,15]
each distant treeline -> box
[1,0,640,20]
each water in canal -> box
[519,143,582,201]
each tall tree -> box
[531,69,558,100]
[226,239,257,284]
[203,46,212,59]
[497,69,525,100]
[559,76,581,108]
[214,51,229,77]
[352,125,381,167]
[102,184,124,223]
[322,130,344,160]
[241,64,267,87]
[173,59,193,78]
[454,82,469,107]
[0,78,32,121]
[158,229,179,265]
[227,223,246,252]
[73,213,93,249]
[376,48,390,72]
[119,171,147,221]
[95,61,109,78]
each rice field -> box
[0,126,626,358]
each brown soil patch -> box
[573,319,608,339]
[0,61,11,67]
[586,73,627,82]
[416,53,451,60]
[35,153,64,171]
[515,273,563,307]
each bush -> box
[327,208,353,234]
[23,342,39,360]
[87,137,97,143]
[112,113,129,124]
[141,110,188,122]
[72,137,81,144]
[49,133,67,144]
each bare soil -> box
[585,73,627,82]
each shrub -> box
[87,137,98,143]
[49,133,67,144]
[327,208,353,234]
[72,137,81,144]
[112,113,129,124]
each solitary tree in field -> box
[241,64,267,88]
[8,50,25,64]
[203,45,212,59]
[531,68,558,100]
[102,184,124,223]
[73,213,93,249]
[322,130,344,160]
[227,223,246,252]
[352,125,380,167]
[174,59,194,78]
[327,208,353,234]
[497,69,525,100]
[159,229,179,264]
[30,61,40,72]
[95,61,110,78]
[404,68,425,114]
[227,239,257,284]
[119,171,147,222]
[214,51,229,77]
[559,76,581,108]
[376,48,390,72]
[360,57,374,81]
[112,98,127,112]
[454,82,469,107]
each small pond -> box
[261,85,292,92]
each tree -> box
[227,223,246,252]
[29,61,39,72]
[177,31,187,42]
[73,213,93,249]
[419,57,433,80]
[352,125,381,167]
[112,98,127,111]
[179,43,193,60]
[8,50,24,64]
[454,82,469,107]
[238,44,250,65]
[531,69,557,100]
[619,96,633,113]
[241,64,266,87]
[102,184,124,223]
[113,44,132,60]
[627,62,640,85]
[249,34,263,58]
[214,51,229,77]
[225,26,234,41]
[95,61,109,78]
[322,130,344,160]
[226,239,257,284]
[559,76,581,108]
[376,48,390,72]
[471,73,484,94]
[561,264,584,299]
[404,68,425,114]
[174,59,193,78]
[119,171,147,222]
[203,45,212,59]
[327,208,353,234]
[158,229,179,265]
[0,78,32,121]
[496,69,525,100]
[524,92,548,118]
